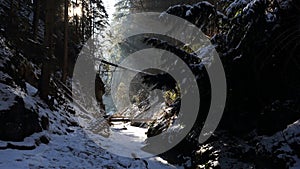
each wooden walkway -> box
[106,115,155,123]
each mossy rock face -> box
[0,96,42,141]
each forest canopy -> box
[0,0,300,168]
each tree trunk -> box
[62,0,69,83]
[81,0,85,43]
[39,58,51,101]
[8,0,18,37]
[32,0,40,40]
[9,1,15,24]
[95,72,106,111]
[39,0,54,101]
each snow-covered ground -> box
[98,122,151,157]
[0,125,179,169]
[93,122,156,159]
[0,81,177,169]
[0,66,179,168]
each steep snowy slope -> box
[0,33,179,168]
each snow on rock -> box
[0,32,177,169]
[185,9,192,16]
[194,131,255,169]
[0,37,13,68]
[0,82,178,168]
[0,83,18,111]
[225,0,252,16]
[25,82,38,96]
[0,86,43,142]
[194,119,300,168]
[257,120,300,168]
[279,0,293,10]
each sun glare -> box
[68,2,82,18]
[68,0,115,19]
[103,0,116,22]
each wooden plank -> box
[95,58,156,76]
[109,117,155,122]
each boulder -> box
[0,96,42,141]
